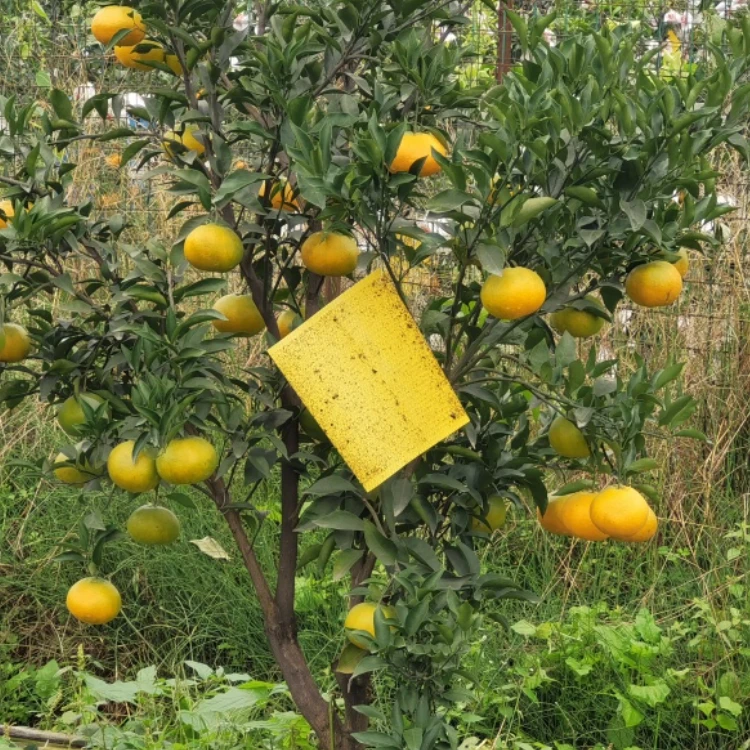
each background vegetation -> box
[2,1,750,749]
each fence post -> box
[496,1,514,82]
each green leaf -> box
[303,475,359,496]
[98,127,136,142]
[512,196,557,227]
[505,9,528,50]
[363,521,397,566]
[564,185,605,209]
[296,543,322,570]
[350,657,388,681]
[674,428,708,441]
[658,395,695,427]
[625,458,659,475]
[718,695,743,717]
[50,89,74,122]
[620,198,647,231]
[653,363,684,390]
[426,189,476,213]
[333,548,363,581]
[173,278,227,302]
[628,680,670,707]
[214,170,265,207]
[312,510,365,531]
[168,491,197,509]
[476,242,506,276]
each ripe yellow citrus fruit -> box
[336,643,366,674]
[156,436,218,485]
[184,224,244,272]
[557,492,608,541]
[300,232,359,276]
[114,40,167,70]
[0,323,31,362]
[127,504,181,545]
[344,602,395,648]
[165,54,182,76]
[235,159,248,170]
[66,577,122,625]
[163,127,205,158]
[277,309,301,339]
[212,294,265,336]
[107,440,160,493]
[550,296,605,338]
[389,132,447,177]
[57,393,104,436]
[548,416,590,459]
[299,409,327,442]
[105,153,121,168]
[0,199,14,228]
[537,497,571,535]
[480,267,546,320]
[471,496,507,533]
[53,452,102,486]
[91,5,145,46]
[258,181,300,211]
[625,260,683,308]
[589,486,650,539]
[673,247,689,278]
[622,506,658,542]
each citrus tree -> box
[2,2,750,748]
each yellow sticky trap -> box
[269,271,469,491]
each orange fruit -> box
[672,247,689,278]
[66,577,122,625]
[0,199,14,228]
[550,296,605,338]
[589,486,650,539]
[105,154,121,168]
[389,132,447,177]
[258,181,300,211]
[625,260,683,308]
[114,41,167,70]
[0,323,31,362]
[548,416,590,459]
[557,492,608,541]
[53,452,102,486]
[57,393,104,436]
[184,224,244,272]
[622,506,658,542]
[91,5,145,46]
[537,497,571,535]
[344,602,396,648]
[165,54,182,76]
[300,232,359,276]
[336,643,367,674]
[536,497,570,536]
[471,496,507,533]
[480,267,546,320]
[163,127,205,158]
[156,436,218,485]
[277,309,301,338]
[212,294,265,336]
[107,440,160,493]
[127,504,181,545]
